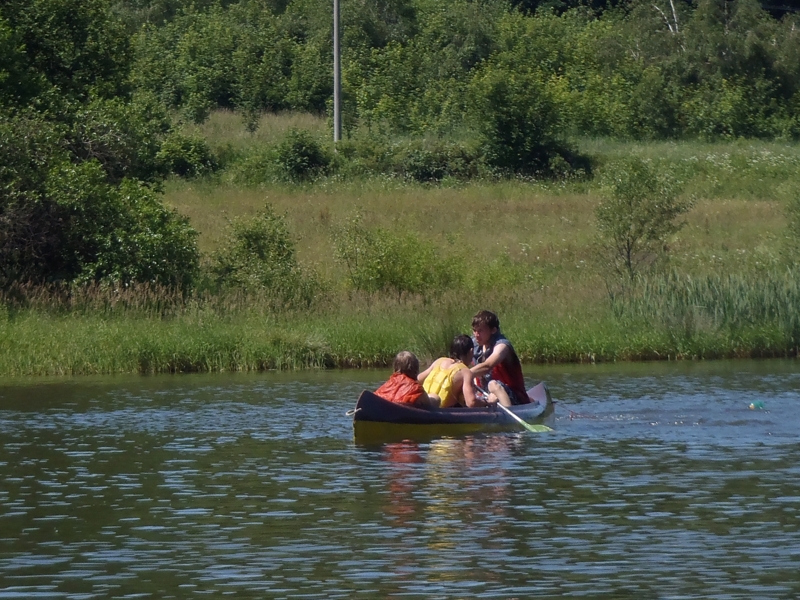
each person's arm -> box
[417,358,439,384]
[470,343,510,378]
[460,371,485,408]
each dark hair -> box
[472,310,499,330]
[393,350,420,378]
[449,334,473,360]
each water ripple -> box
[0,363,799,598]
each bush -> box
[393,139,481,182]
[468,61,587,177]
[156,132,218,178]
[333,213,464,299]
[47,162,200,288]
[275,128,330,181]
[0,111,199,289]
[228,129,330,186]
[211,204,321,306]
[595,157,691,284]
[0,112,67,286]
[328,135,482,182]
[68,95,171,184]
[228,146,278,186]
[470,67,558,174]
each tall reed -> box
[615,269,800,357]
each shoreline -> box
[1,311,796,377]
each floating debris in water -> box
[749,401,765,410]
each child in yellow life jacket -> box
[418,335,489,408]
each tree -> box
[0,113,199,289]
[1,0,132,108]
[595,157,691,283]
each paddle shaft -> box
[475,380,552,433]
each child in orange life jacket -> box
[418,335,489,408]
[375,351,438,409]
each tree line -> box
[130,0,800,140]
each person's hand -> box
[485,393,499,405]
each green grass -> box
[167,115,797,280]
[0,277,797,377]
[2,111,799,376]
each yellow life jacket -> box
[423,361,468,406]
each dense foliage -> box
[129,0,800,142]
[0,0,201,289]
[0,110,199,287]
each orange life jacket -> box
[375,372,426,406]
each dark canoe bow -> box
[350,381,554,441]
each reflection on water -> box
[0,361,798,598]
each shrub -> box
[327,135,482,182]
[333,213,464,299]
[595,157,691,284]
[0,106,199,290]
[468,63,587,178]
[156,132,218,178]
[211,204,321,306]
[67,95,171,184]
[470,67,559,175]
[228,131,329,186]
[228,146,279,186]
[47,162,200,288]
[275,128,330,181]
[392,139,481,182]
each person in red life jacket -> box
[469,310,530,407]
[375,351,437,409]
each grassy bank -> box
[2,112,799,377]
[1,278,797,377]
[0,308,794,378]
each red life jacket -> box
[491,348,528,404]
[375,372,426,406]
[474,334,529,404]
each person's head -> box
[393,351,420,378]
[472,310,500,346]
[449,334,474,362]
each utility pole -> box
[333,0,342,144]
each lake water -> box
[0,360,799,599]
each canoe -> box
[351,381,554,442]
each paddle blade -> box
[496,401,553,433]
[524,423,553,433]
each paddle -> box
[494,401,553,433]
[475,380,552,433]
